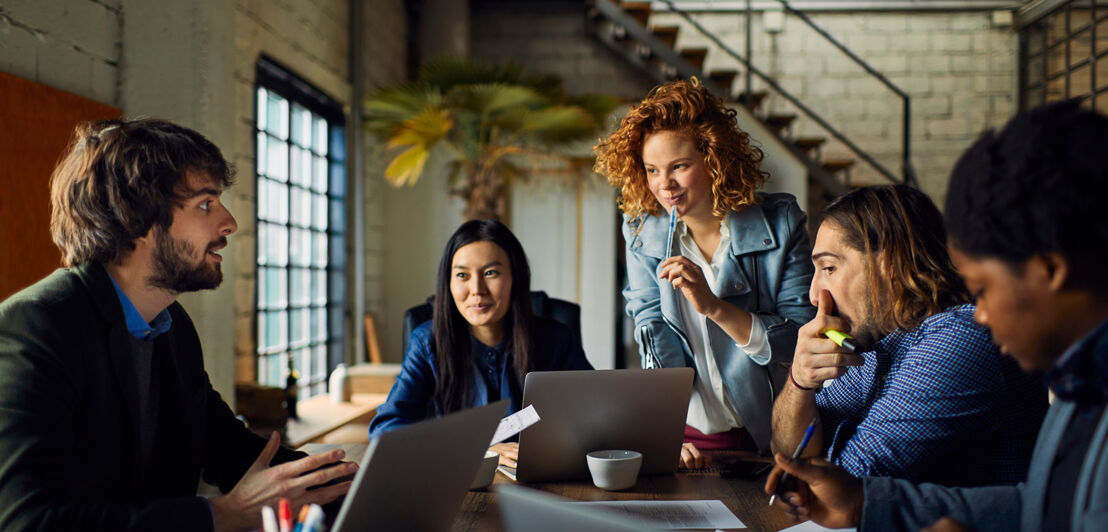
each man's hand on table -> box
[764,453,861,529]
[210,432,357,532]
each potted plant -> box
[364,57,621,221]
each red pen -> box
[278,498,291,532]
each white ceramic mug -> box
[586,449,643,491]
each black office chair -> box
[401,291,581,354]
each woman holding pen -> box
[368,220,592,464]
[593,78,815,468]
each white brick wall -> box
[0,0,121,105]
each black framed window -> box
[1020,3,1108,111]
[254,57,346,397]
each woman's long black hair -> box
[432,220,535,414]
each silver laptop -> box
[331,399,507,532]
[505,368,694,483]
[497,484,663,532]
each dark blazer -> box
[0,263,302,532]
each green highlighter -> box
[824,329,859,354]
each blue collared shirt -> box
[814,304,1048,487]
[107,274,172,341]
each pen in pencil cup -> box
[261,505,278,532]
[768,418,817,506]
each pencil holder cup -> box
[586,450,642,491]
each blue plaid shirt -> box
[814,304,1048,486]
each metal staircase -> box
[586,0,918,219]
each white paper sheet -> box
[574,499,746,529]
[489,405,540,445]
[778,520,856,532]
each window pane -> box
[291,104,312,148]
[267,92,289,140]
[257,88,268,132]
[312,233,328,268]
[290,146,307,187]
[314,344,328,385]
[290,267,311,307]
[313,269,327,306]
[290,228,311,266]
[290,187,311,227]
[314,115,328,155]
[330,198,345,234]
[290,309,310,346]
[313,194,328,231]
[330,125,346,161]
[329,305,344,337]
[259,267,287,309]
[313,156,328,193]
[269,224,288,266]
[330,162,345,197]
[256,132,268,177]
[263,310,288,352]
[330,235,345,270]
[313,307,327,343]
[330,271,345,302]
[266,138,288,182]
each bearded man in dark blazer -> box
[0,118,355,532]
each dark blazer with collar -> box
[0,263,303,532]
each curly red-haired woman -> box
[594,78,815,468]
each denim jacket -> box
[622,192,815,453]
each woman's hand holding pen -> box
[791,291,864,390]
[658,256,721,317]
[764,453,862,528]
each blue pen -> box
[665,206,677,259]
[769,418,816,506]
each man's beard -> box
[147,229,225,293]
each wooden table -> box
[301,445,793,532]
[285,393,387,448]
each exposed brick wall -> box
[650,9,1017,203]
[0,0,121,106]
[469,0,658,100]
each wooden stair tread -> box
[708,70,738,96]
[738,91,768,110]
[821,158,855,171]
[765,113,797,129]
[621,2,652,27]
[651,25,680,49]
[679,47,708,71]
[793,136,827,150]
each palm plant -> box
[364,57,621,221]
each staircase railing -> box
[654,0,918,187]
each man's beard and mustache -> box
[147,229,226,293]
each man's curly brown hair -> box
[593,78,767,226]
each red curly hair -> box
[593,78,767,227]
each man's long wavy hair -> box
[431,220,535,415]
[593,78,767,228]
[822,185,970,334]
[49,118,234,267]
